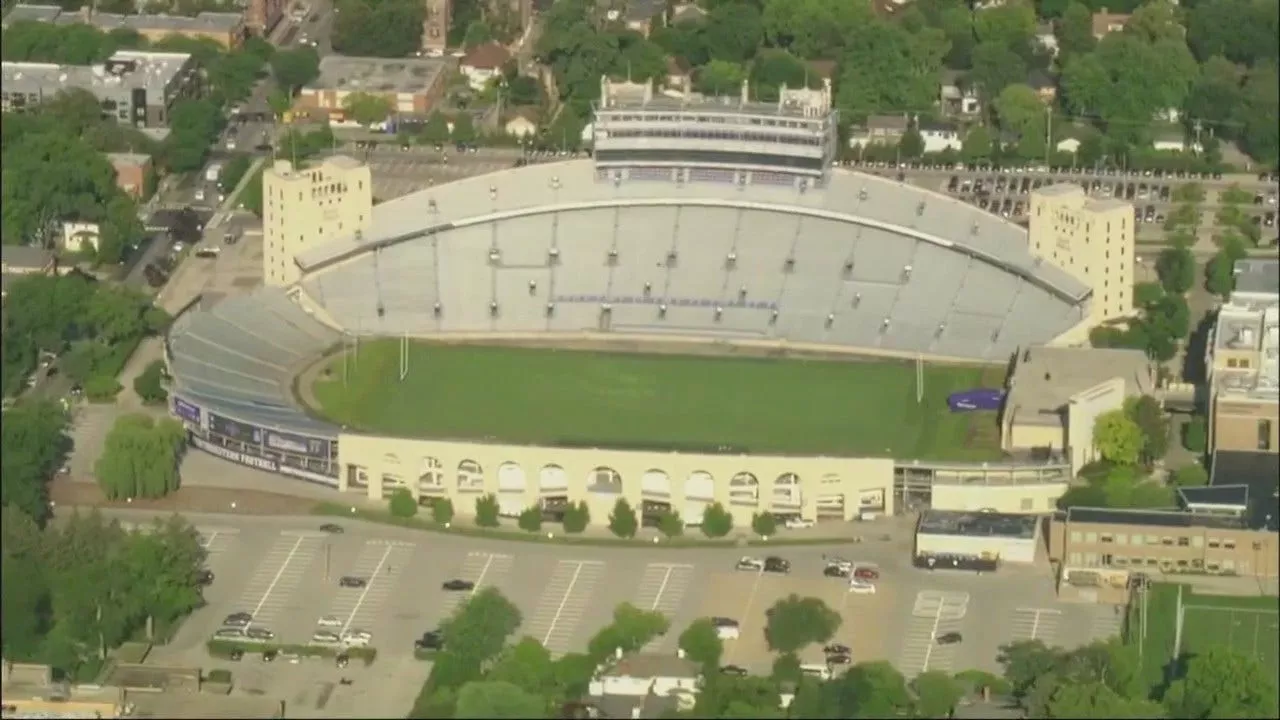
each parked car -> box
[197,569,215,586]
[823,565,850,579]
[312,631,341,644]
[222,612,252,627]
[245,627,275,641]
[319,524,344,534]
[763,557,790,574]
[853,567,880,581]
[339,576,367,588]
[414,631,443,651]
[824,643,851,656]
[848,579,876,595]
[936,632,963,645]
[735,557,765,572]
[720,665,748,677]
[442,579,475,592]
[317,615,342,628]
[784,517,815,530]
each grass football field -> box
[310,340,1004,459]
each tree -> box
[771,652,802,683]
[971,42,1027,103]
[342,92,394,127]
[608,497,638,539]
[388,487,417,518]
[751,512,777,538]
[270,46,320,93]
[701,502,733,538]
[486,638,558,699]
[1124,395,1170,464]
[452,112,477,143]
[994,83,1047,157]
[836,19,947,122]
[997,639,1064,698]
[750,49,811,102]
[462,20,493,49]
[1057,2,1096,58]
[677,618,724,670]
[763,594,841,654]
[1183,415,1208,453]
[420,112,452,144]
[1,401,70,526]
[1133,281,1165,309]
[1156,245,1195,295]
[1164,646,1278,719]
[165,98,225,173]
[912,670,966,718]
[432,497,454,525]
[973,1,1036,51]
[1092,409,1144,466]
[217,153,252,193]
[761,0,875,60]
[331,0,424,58]
[517,506,542,533]
[94,414,186,500]
[1172,462,1209,487]
[827,661,915,717]
[898,127,925,159]
[587,602,669,660]
[474,494,500,527]
[132,359,168,405]
[440,587,522,664]
[695,59,746,95]
[454,680,547,718]
[657,510,683,538]
[562,500,589,534]
[962,125,993,159]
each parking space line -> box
[723,569,766,662]
[899,590,968,677]
[527,560,605,654]
[1012,607,1063,643]
[339,544,395,636]
[244,536,317,630]
[439,552,514,615]
[635,563,696,652]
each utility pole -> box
[1044,105,1052,167]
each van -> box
[800,664,832,681]
[195,246,221,258]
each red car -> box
[854,567,880,581]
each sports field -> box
[309,341,1003,459]
[1129,583,1280,688]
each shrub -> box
[84,375,123,402]
[517,506,542,533]
[432,497,455,525]
[701,502,733,538]
[388,487,418,518]
[562,501,590,534]
[132,360,168,404]
[657,510,683,538]
[608,497,638,538]
[752,511,777,538]
[474,494,500,527]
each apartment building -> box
[1206,258,1279,454]
[2,5,247,49]
[1048,449,1279,601]
[1,50,201,128]
[1029,183,1134,326]
[246,0,285,37]
[297,55,450,120]
[262,156,372,287]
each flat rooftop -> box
[1213,302,1279,401]
[917,510,1037,539]
[1234,258,1280,297]
[2,5,242,33]
[1006,345,1153,427]
[127,691,284,719]
[2,50,192,97]
[1211,449,1279,532]
[309,55,447,95]
[598,77,832,120]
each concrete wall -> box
[931,481,1067,514]
[337,432,896,527]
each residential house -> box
[1035,21,1058,56]
[503,107,538,138]
[61,221,100,255]
[1091,8,1130,39]
[0,245,56,303]
[1152,127,1200,153]
[847,114,910,149]
[106,152,152,199]
[670,1,705,24]
[664,56,691,94]
[939,71,980,117]
[1027,70,1057,105]
[460,42,511,91]
[587,651,701,718]
[622,0,664,36]
[919,120,963,154]
[1056,137,1082,154]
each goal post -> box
[399,333,408,381]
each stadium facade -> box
[165,77,1136,527]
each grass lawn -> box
[310,341,1003,459]
[1129,583,1280,689]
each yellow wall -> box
[263,157,373,287]
[337,433,896,525]
[931,481,1067,514]
[1007,422,1062,453]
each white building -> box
[61,221,100,254]
[915,509,1040,565]
[919,121,963,154]
[588,650,700,718]
[459,42,510,91]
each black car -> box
[936,632,963,645]
[763,557,790,574]
[339,576,367,588]
[824,643,851,656]
[414,631,443,651]
[197,569,215,586]
[826,654,852,666]
[319,523,345,534]
[823,566,850,579]
[442,579,475,592]
[720,665,748,677]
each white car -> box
[214,628,246,639]
[226,138,237,151]
[715,625,740,640]
[312,631,341,644]
[316,615,342,628]
[735,557,765,572]
[848,579,876,595]
[785,517,815,530]
[341,631,371,647]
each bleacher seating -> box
[298,163,1090,362]
[167,289,341,434]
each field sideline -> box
[309,340,1004,459]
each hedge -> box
[205,639,377,666]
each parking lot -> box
[133,517,1124,715]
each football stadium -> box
[164,77,1118,527]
